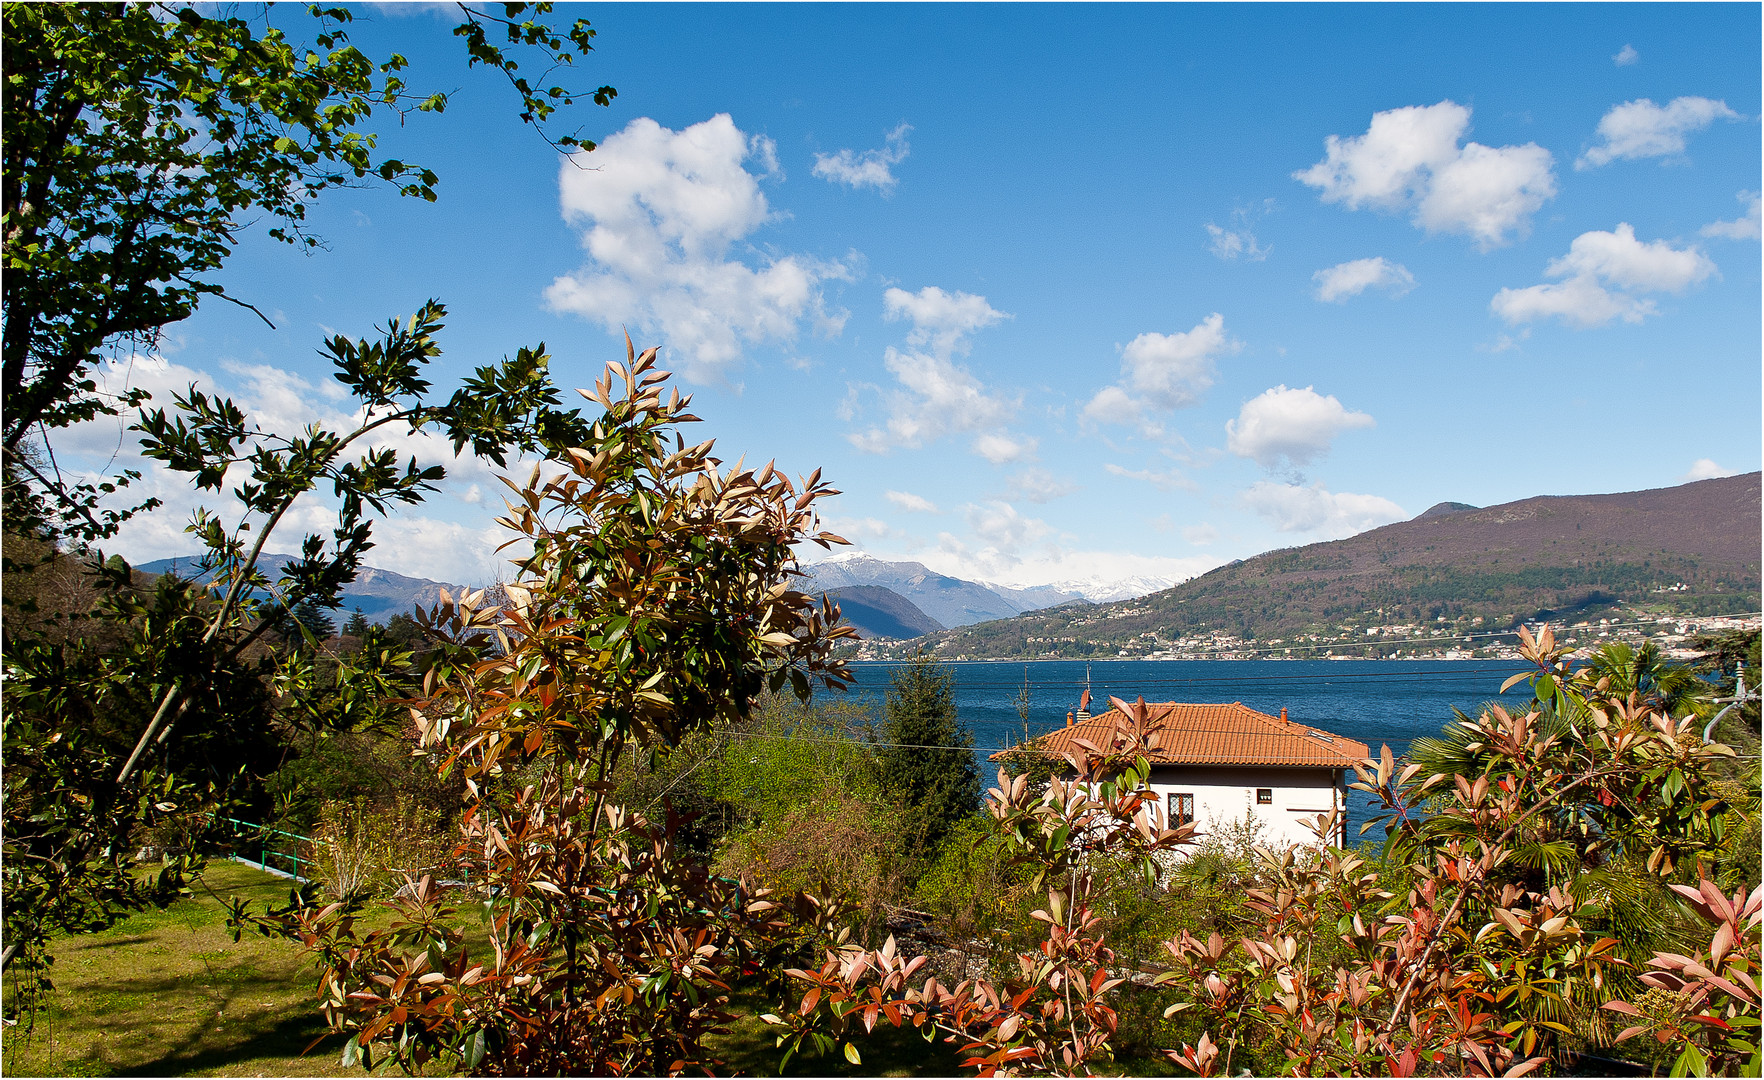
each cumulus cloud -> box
[852,286,1032,461]
[1702,192,1762,241]
[1312,257,1415,302]
[1577,97,1741,168]
[885,490,939,513]
[1241,481,1407,538]
[1681,458,1737,482]
[1225,385,1375,471]
[812,123,911,193]
[848,347,1014,454]
[545,114,854,379]
[883,285,1007,357]
[1083,313,1238,430]
[1003,467,1078,504]
[850,345,1030,455]
[1104,463,1197,493]
[1490,223,1716,328]
[964,500,1053,553]
[1613,44,1639,66]
[972,431,1038,465]
[1294,101,1556,249]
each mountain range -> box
[136,554,461,625]
[796,553,1093,631]
[136,474,1758,650]
[874,473,1762,658]
[133,550,1092,640]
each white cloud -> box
[812,123,911,193]
[1681,458,1736,482]
[964,500,1053,553]
[1225,385,1375,470]
[1491,223,1716,328]
[1294,101,1556,249]
[852,286,1031,462]
[885,490,939,513]
[1613,44,1639,66]
[1312,257,1415,302]
[1003,467,1077,504]
[883,285,1007,357]
[1204,223,1267,261]
[1702,192,1762,241]
[1545,223,1715,290]
[1241,481,1407,538]
[1489,274,1655,328]
[848,347,1014,453]
[821,515,907,545]
[1204,200,1276,261]
[972,431,1038,465]
[545,114,854,379]
[1084,313,1238,428]
[913,540,1217,596]
[1104,463,1197,493]
[1181,523,1218,546]
[1577,97,1741,168]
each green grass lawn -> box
[0,861,1176,1077]
[2,860,361,1078]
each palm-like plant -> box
[1581,639,1714,719]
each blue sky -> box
[77,3,1761,595]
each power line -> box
[834,666,1531,691]
[723,727,1382,759]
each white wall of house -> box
[1145,765,1345,851]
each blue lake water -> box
[841,658,1536,838]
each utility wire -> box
[726,724,1402,758]
[834,665,1530,690]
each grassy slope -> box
[2,860,357,1078]
[1,861,1178,1078]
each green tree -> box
[2,303,586,1011]
[1,1,614,545]
[290,600,338,642]
[875,652,982,859]
[341,608,370,639]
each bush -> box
[717,790,910,944]
[305,796,452,900]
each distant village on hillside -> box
[844,609,1761,662]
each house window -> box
[1167,792,1195,825]
[1256,788,1273,805]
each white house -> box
[999,701,1371,851]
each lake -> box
[841,658,1537,836]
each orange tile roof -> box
[992,702,1371,768]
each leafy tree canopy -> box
[1,1,614,545]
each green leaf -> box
[844,1042,862,1065]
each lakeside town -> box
[851,609,1763,662]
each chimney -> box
[1280,706,1289,724]
[1066,710,1075,728]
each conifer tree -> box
[876,652,981,858]
[342,608,370,638]
[289,600,336,641]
